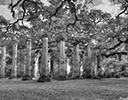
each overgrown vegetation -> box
[0,0,128,79]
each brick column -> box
[87,44,93,77]
[71,44,80,79]
[37,37,50,82]
[75,44,80,76]
[22,39,32,80]
[58,40,66,80]
[11,41,18,78]
[0,46,6,78]
[41,37,48,76]
[93,57,98,77]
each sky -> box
[0,0,121,21]
[93,0,120,17]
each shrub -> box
[100,57,128,78]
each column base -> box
[68,71,80,79]
[0,75,5,79]
[37,75,51,82]
[9,75,17,79]
[56,75,67,81]
[22,75,32,81]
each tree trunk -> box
[11,42,18,78]
[0,46,6,78]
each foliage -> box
[82,56,94,78]
[0,0,128,79]
[100,57,128,78]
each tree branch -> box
[9,0,38,25]
[50,0,66,18]
[116,6,128,18]
[108,41,124,50]
[116,1,128,18]
[9,0,22,17]
[101,51,128,58]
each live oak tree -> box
[1,0,127,79]
[6,0,112,77]
[6,0,97,79]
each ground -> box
[0,78,128,100]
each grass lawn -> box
[0,78,128,100]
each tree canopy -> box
[0,0,128,59]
